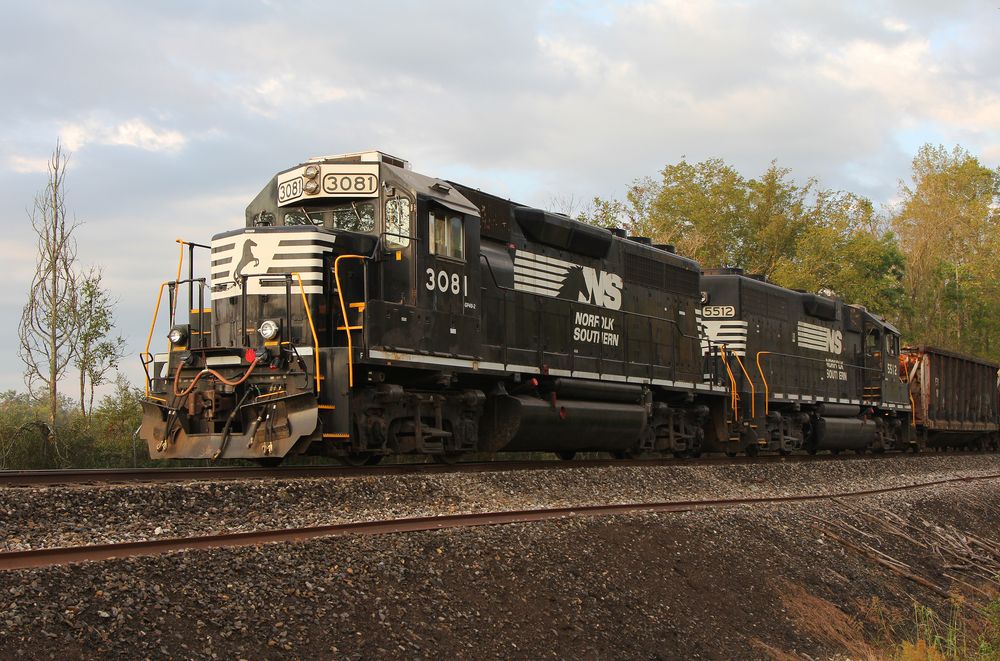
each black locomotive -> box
[139,150,998,464]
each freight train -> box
[139,151,1000,464]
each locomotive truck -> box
[139,150,997,464]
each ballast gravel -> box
[0,453,998,551]
[2,479,999,660]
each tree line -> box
[575,143,1000,361]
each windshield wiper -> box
[298,206,322,226]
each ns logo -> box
[562,266,623,310]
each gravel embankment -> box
[1,453,998,551]
[1,478,998,660]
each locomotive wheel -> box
[556,450,577,461]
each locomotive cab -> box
[855,310,907,408]
[139,151,487,462]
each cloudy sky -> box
[0,0,997,395]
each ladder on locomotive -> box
[320,254,369,447]
[719,345,762,443]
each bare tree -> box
[545,192,587,218]
[17,141,80,453]
[73,267,126,417]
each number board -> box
[276,163,380,206]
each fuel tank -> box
[480,393,647,452]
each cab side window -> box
[385,198,412,248]
[429,211,464,261]
[886,333,899,356]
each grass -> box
[894,594,1000,661]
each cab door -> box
[862,324,883,402]
[416,198,482,358]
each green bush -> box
[0,375,152,469]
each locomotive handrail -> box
[718,345,740,420]
[168,278,208,343]
[141,277,210,398]
[732,353,757,419]
[172,239,211,322]
[334,254,368,387]
[141,281,172,398]
[291,272,322,395]
[755,352,771,415]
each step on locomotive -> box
[139,150,999,464]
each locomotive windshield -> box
[282,201,376,232]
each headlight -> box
[304,179,320,194]
[303,164,321,179]
[258,319,280,341]
[167,326,188,345]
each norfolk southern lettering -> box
[573,312,619,347]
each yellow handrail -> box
[171,239,186,320]
[719,345,739,420]
[334,254,367,387]
[733,353,756,419]
[291,272,321,395]
[142,281,171,398]
[755,352,771,416]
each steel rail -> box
[2,472,999,571]
[0,450,992,487]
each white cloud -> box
[236,74,364,118]
[8,154,49,174]
[882,17,910,33]
[59,117,187,152]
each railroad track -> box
[0,450,971,487]
[3,471,998,572]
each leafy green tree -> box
[577,156,907,319]
[891,144,1000,356]
[73,267,126,417]
[772,191,906,316]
